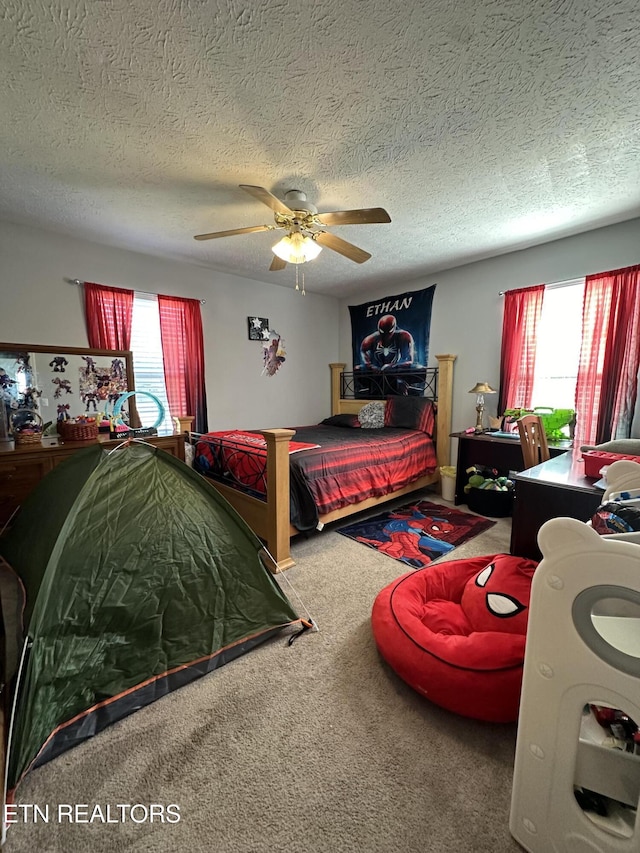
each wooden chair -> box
[517,415,550,469]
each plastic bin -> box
[440,466,456,502]
[466,487,514,518]
[583,450,640,479]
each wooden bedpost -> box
[261,429,296,572]
[434,354,456,467]
[173,415,195,435]
[329,363,346,416]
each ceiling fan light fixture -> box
[272,232,322,264]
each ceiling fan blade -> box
[315,207,391,226]
[314,231,371,263]
[269,255,287,271]
[194,224,273,241]
[239,185,294,215]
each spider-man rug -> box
[336,501,496,568]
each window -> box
[84,280,208,435]
[130,293,174,436]
[500,265,640,446]
[530,279,585,410]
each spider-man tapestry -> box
[337,501,495,568]
[348,285,436,396]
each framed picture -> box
[0,342,138,429]
[247,317,270,341]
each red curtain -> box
[83,282,133,350]
[574,264,640,448]
[497,285,545,415]
[158,295,208,434]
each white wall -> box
[4,216,639,442]
[339,217,640,461]
[0,220,340,429]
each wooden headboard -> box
[329,354,457,466]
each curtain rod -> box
[498,276,585,296]
[68,278,206,304]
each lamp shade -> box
[272,233,322,264]
[468,382,497,395]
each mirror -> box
[0,343,138,438]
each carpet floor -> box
[4,491,522,853]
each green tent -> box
[0,442,303,795]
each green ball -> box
[469,474,484,488]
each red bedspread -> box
[290,425,437,513]
[194,424,437,531]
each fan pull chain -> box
[293,266,306,295]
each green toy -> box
[464,465,514,494]
[503,407,575,441]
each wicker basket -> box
[57,420,99,442]
[11,409,44,447]
[14,431,43,447]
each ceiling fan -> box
[194,185,391,271]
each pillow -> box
[358,401,387,429]
[320,414,361,428]
[384,396,436,435]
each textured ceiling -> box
[2,0,640,298]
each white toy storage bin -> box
[510,517,640,852]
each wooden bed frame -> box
[195,354,456,572]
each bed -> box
[190,355,456,571]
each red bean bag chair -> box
[371,553,538,722]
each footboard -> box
[192,428,296,573]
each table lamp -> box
[469,382,497,432]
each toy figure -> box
[82,356,97,377]
[0,369,16,391]
[83,391,99,411]
[52,378,73,398]
[19,386,42,409]
[110,358,124,379]
[14,354,31,373]
[57,404,71,421]
[49,356,69,372]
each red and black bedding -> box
[193,397,437,532]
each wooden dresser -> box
[0,434,185,528]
